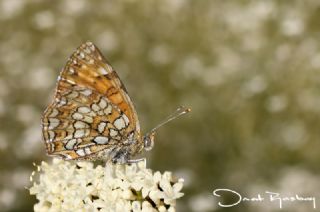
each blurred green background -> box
[1,0,320,211]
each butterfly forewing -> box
[42,42,142,160]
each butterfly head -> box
[143,131,156,151]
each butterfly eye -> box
[143,132,155,151]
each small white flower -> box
[160,178,184,205]
[29,158,184,211]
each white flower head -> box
[29,158,184,211]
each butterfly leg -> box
[110,148,146,165]
[127,158,146,164]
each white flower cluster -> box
[29,158,184,212]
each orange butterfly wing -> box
[41,41,142,160]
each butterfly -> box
[41,41,190,164]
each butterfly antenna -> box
[143,106,191,151]
[149,106,191,134]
